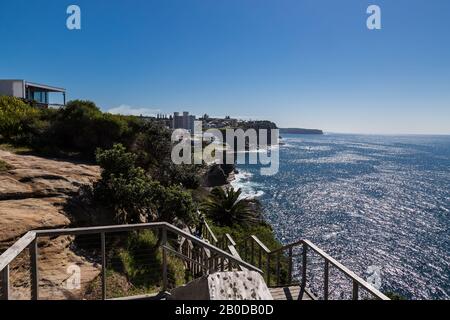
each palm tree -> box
[201,187,257,227]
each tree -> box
[94,144,197,226]
[201,187,258,227]
[0,96,39,141]
[131,121,202,188]
[49,100,138,157]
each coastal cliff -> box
[0,149,101,299]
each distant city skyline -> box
[1,0,449,134]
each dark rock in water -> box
[203,163,236,187]
[205,164,228,187]
[221,163,235,176]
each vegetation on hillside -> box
[0,96,288,294]
[93,144,198,227]
[85,230,186,299]
[0,96,40,143]
[201,187,259,227]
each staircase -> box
[0,221,389,300]
[198,219,388,300]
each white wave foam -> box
[231,170,265,199]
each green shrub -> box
[94,144,198,226]
[48,100,141,157]
[0,96,39,142]
[94,144,162,223]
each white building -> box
[173,111,196,132]
[0,79,66,107]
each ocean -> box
[231,133,450,299]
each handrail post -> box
[244,239,248,260]
[258,246,262,269]
[301,242,307,290]
[266,254,271,286]
[352,280,359,300]
[101,232,106,300]
[1,265,9,300]
[30,238,39,300]
[250,240,255,265]
[276,251,281,286]
[162,227,168,291]
[324,260,329,300]
[288,247,293,285]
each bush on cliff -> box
[94,144,198,226]
[49,100,141,157]
[0,96,40,142]
[131,122,202,189]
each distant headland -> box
[279,128,324,135]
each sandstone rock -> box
[0,198,69,244]
[0,149,101,299]
[0,150,99,201]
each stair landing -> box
[269,286,314,300]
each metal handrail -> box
[33,222,261,272]
[223,233,236,247]
[269,239,304,255]
[202,219,218,244]
[1,222,389,300]
[0,231,37,300]
[301,240,389,300]
[0,231,36,271]
[0,222,262,300]
[235,235,272,271]
[266,239,389,300]
[249,235,271,253]
[230,235,389,300]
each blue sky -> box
[1,0,449,134]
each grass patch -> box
[0,142,34,155]
[85,230,187,299]
[0,159,13,172]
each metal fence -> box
[0,222,261,300]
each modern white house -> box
[0,79,66,107]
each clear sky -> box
[1,0,449,134]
